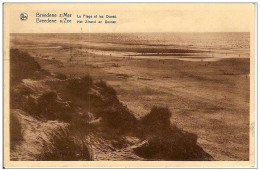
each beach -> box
[10,33,250,160]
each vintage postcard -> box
[3,3,256,168]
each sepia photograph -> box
[3,2,256,168]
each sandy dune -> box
[10,33,250,161]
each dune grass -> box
[38,128,92,161]
[10,112,23,150]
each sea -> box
[11,32,250,61]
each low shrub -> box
[67,75,93,98]
[10,112,23,150]
[139,106,172,137]
[101,103,137,132]
[24,91,74,122]
[38,129,92,161]
[134,134,212,160]
[95,80,117,97]
[134,106,213,160]
[10,49,49,85]
[55,73,67,80]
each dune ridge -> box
[10,49,213,161]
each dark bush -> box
[10,49,49,85]
[141,107,171,126]
[95,80,117,97]
[38,129,92,161]
[67,75,93,98]
[134,134,212,161]
[135,106,213,160]
[24,95,38,116]
[10,112,23,149]
[139,106,172,137]
[101,103,137,132]
[37,91,58,120]
[55,73,67,80]
[36,91,73,122]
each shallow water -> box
[11,32,250,62]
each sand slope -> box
[10,49,213,161]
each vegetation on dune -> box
[38,128,92,161]
[10,49,49,85]
[67,75,93,97]
[10,112,23,150]
[66,76,137,133]
[37,91,74,122]
[140,107,172,134]
[96,80,117,97]
[55,72,67,80]
[10,49,213,161]
[134,106,213,160]
[10,49,92,161]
